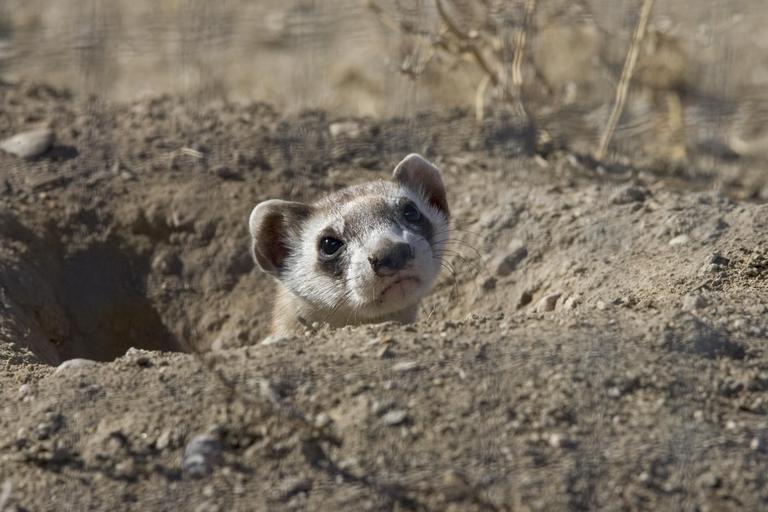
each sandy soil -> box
[1,80,767,511]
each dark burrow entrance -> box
[0,213,184,364]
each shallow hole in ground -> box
[50,239,185,362]
[1,219,186,364]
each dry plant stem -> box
[511,0,537,90]
[475,74,491,122]
[435,0,503,90]
[435,0,537,127]
[595,0,656,161]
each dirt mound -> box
[1,81,767,510]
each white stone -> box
[0,128,54,158]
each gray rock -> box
[668,234,690,246]
[611,185,649,205]
[381,409,409,426]
[392,361,419,372]
[261,334,289,346]
[329,121,361,139]
[709,253,730,267]
[699,261,726,275]
[194,502,220,512]
[371,399,397,416]
[0,480,12,512]
[278,476,312,500]
[55,358,99,375]
[696,471,720,489]
[0,128,54,158]
[156,430,172,450]
[536,293,561,313]
[563,296,578,309]
[547,432,573,449]
[182,435,223,479]
[17,383,32,399]
[35,412,64,440]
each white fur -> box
[282,183,447,323]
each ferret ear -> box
[249,199,312,276]
[392,153,449,218]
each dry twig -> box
[511,0,537,91]
[595,0,656,160]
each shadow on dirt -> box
[0,212,183,364]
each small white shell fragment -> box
[0,128,54,159]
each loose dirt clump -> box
[1,81,767,511]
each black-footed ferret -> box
[249,153,450,335]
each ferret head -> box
[249,154,449,324]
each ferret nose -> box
[368,242,413,275]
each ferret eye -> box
[403,202,422,223]
[319,237,344,256]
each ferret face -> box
[250,154,450,326]
[287,183,447,319]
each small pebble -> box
[611,185,649,205]
[392,361,419,372]
[17,384,32,398]
[536,293,561,313]
[329,121,361,139]
[182,435,223,479]
[278,476,312,500]
[709,253,730,267]
[0,128,54,158]
[156,430,173,450]
[381,410,409,426]
[669,234,690,246]
[34,412,64,440]
[261,334,289,345]
[564,296,578,309]
[699,262,724,275]
[547,432,572,449]
[697,472,720,489]
[55,358,99,375]
[194,502,219,512]
[124,347,153,367]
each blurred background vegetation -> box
[0,0,766,182]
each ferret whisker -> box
[432,230,484,249]
[437,249,475,266]
[442,268,460,304]
[440,226,485,239]
[435,248,477,262]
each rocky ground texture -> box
[1,81,767,511]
